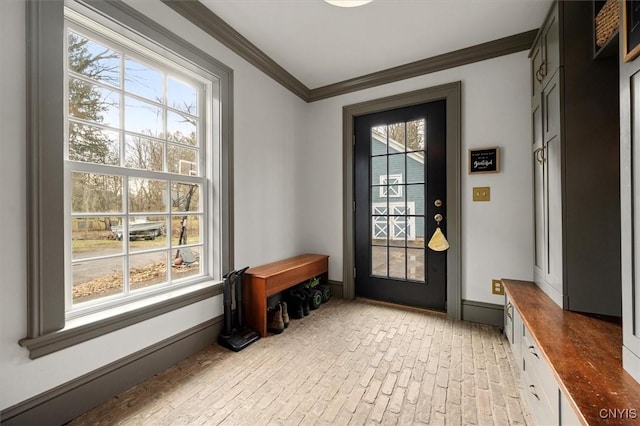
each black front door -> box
[354,100,447,310]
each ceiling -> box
[199,0,551,90]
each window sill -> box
[19,280,223,359]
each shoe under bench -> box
[242,254,329,337]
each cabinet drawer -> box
[560,389,581,425]
[522,369,557,426]
[523,326,559,415]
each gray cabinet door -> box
[542,71,562,295]
[532,99,545,280]
[533,67,563,304]
[540,2,560,88]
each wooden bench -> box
[242,254,329,337]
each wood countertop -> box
[502,279,640,425]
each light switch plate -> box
[473,186,490,201]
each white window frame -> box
[64,13,213,318]
[21,0,233,359]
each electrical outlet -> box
[492,279,504,295]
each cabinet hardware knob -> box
[528,345,539,358]
[529,385,540,400]
[534,147,546,164]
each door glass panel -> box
[388,153,405,178]
[371,245,388,277]
[389,209,409,248]
[371,156,387,186]
[371,125,387,155]
[406,119,425,152]
[407,248,425,281]
[371,215,388,244]
[408,216,425,248]
[389,247,406,279]
[388,122,406,152]
[406,153,425,183]
[372,186,387,209]
[406,184,425,214]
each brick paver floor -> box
[70,298,531,425]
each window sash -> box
[63,16,214,317]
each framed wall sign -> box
[624,0,640,62]
[469,147,499,174]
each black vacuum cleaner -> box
[218,266,260,352]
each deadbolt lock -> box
[434,199,443,207]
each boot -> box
[287,291,304,319]
[267,304,285,334]
[280,301,290,328]
[297,288,310,316]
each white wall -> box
[0,0,306,410]
[299,53,534,304]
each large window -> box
[65,14,210,316]
[22,0,232,358]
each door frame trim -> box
[342,82,462,320]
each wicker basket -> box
[595,0,620,47]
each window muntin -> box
[65,15,212,317]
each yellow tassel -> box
[428,227,449,251]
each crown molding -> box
[161,0,309,101]
[308,29,538,102]
[162,0,537,103]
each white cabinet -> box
[504,290,582,425]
